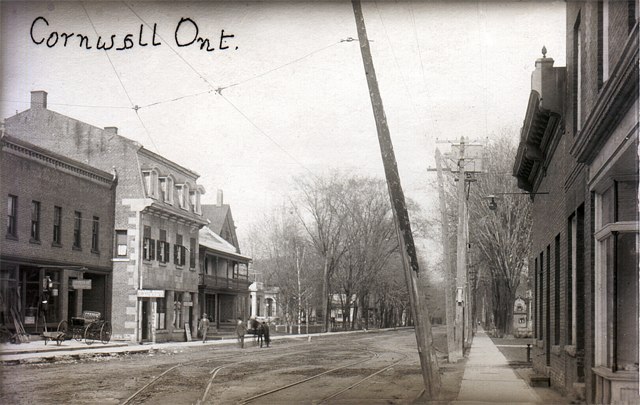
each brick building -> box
[5,91,208,342]
[513,1,638,403]
[1,133,116,333]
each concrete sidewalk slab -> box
[452,328,542,404]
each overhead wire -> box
[81,1,160,153]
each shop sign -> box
[72,279,92,289]
[183,302,193,307]
[137,289,165,298]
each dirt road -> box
[1,327,463,404]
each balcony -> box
[198,273,250,292]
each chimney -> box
[31,90,48,109]
[530,46,563,115]
[216,189,224,207]
[104,127,118,135]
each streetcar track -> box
[237,350,379,404]
[121,344,313,405]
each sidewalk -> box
[0,328,378,365]
[452,328,548,405]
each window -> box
[189,237,196,269]
[143,226,155,261]
[567,206,584,353]
[189,191,196,212]
[7,195,17,237]
[534,257,539,339]
[142,170,159,198]
[53,206,62,245]
[594,181,639,371]
[177,185,185,209]
[554,234,560,345]
[159,178,167,202]
[30,201,40,242]
[157,229,170,263]
[116,230,128,257]
[156,297,166,330]
[91,216,100,252]
[598,0,610,88]
[573,13,582,133]
[174,234,185,266]
[73,211,82,249]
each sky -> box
[0,1,566,258]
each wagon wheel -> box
[73,323,84,341]
[85,323,96,345]
[100,322,112,344]
[57,320,69,340]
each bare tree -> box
[467,135,532,336]
[293,173,348,332]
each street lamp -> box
[486,192,549,210]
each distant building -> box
[1,133,116,333]
[513,3,638,403]
[5,91,208,343]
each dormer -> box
[142,168,159,199]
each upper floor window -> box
[174,234,186,267]
[115,230,128,257]
[7,195,17,238]
[177,184,190,210]
[573,13,583,133]
[142,170,158,198]
[73,211,82,249]
[91,216,100,253]
[157,229,170,264]
[30,201,41,242]
[53,206,62,245]
[598,0,610,88]
[189,237,196,270]
[143,225,155,261]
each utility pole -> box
[435,148,457,362]
[352,1,440,398]
[454,136,468,360]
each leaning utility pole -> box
[454,137,468,360]
[435,148,457,362]
[352,1,440,397]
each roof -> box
[199,226,251,262]
[202,204,230,234]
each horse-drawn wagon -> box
[52,311,112,345]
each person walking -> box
[235,318,246,348]
[261,321,271,348]
[198,313,210,343]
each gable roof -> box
[201,204,240,251]
[199,226,251,262]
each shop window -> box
[91,216,100,253]
[53,206,62,245]
[7,195,17,238]
[73,211,82,249]
[173,292,183,329]
[30,201,40,242]
[157,297,166,330]
[594,180,639,371]
[143,226,155,261]
[115,230,127,257]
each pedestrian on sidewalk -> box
[235,318,246,349]
[198,313,210,343]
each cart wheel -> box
[57,320,69,340]
[100,322,112,344]
[73,324,84,341]
[85,323,95,345]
